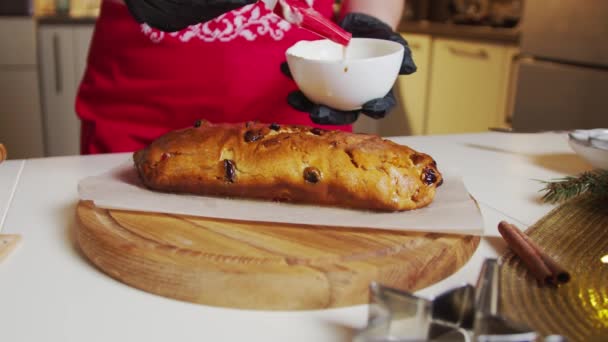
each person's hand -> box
[124,0,257,32]
[284,12,417,125]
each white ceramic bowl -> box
[568,129,608,170]
[286,38,404,111]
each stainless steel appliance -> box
[511,0,608,132]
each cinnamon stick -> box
[498,221,553,285]
[510,224,570,284]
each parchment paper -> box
[78,162,484,235]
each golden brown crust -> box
[133,121,443,211]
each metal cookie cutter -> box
[354,259,564,342]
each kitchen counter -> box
[0,132,592,341]
[398,20,520,44]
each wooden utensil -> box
[76,201,479,310]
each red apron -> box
[76,0,350,154]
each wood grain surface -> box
[0,234,21,263]
[0,143,6,163]
[76,200,480,310]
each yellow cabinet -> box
[354,33,432,137]
[395,33,432,136]
[426,38,517,134]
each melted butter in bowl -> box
[286,38,404,111]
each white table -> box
[0,159,24,229]
[0,132,593,342]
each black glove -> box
[124,0,257,32]
[284,12,417,125]
[340,13,417,75]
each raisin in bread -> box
[133,121,442,211]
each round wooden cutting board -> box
[76,201,480,310]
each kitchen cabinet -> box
[38,24,94,156]
[425,38,518,134]
[391,32,518,136]
[360,33,518,137]
[353,33,432,137]
[0,18,45,159]
[395,33,432,136]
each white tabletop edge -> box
[0,160,25,231]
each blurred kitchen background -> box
[1,0,607,159]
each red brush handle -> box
[277,0,352,46]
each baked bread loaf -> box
[133,121,443,211]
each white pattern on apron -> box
[140,1,321,43]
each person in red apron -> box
[76,0,414,154]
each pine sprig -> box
[539,170,608,203]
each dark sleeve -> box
[124,0,257,32]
